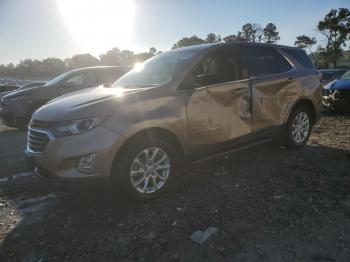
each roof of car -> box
[172,41,301,52]
[70,66,122,73]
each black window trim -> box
[177,46,297,92]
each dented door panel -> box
[250,72,298,132]
[251,71,322,133]
[185,80,251,156]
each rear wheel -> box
[112,137,178,199]
[283,105,313,149]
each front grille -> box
[27,129,49,153]
[29,119,52,129]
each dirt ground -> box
[0,115,350,261]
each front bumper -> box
[25,125,125,179]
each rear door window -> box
[244,46,279,77]
[282,48,314,69]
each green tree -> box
[223,33,246,43]
[294,35,318,66]
[263,23,280,43]
[206,33,222,43]
[99,48,121,66]
[0,63,15,76]
[15,59,44,76]
[149,47,157,55]
[41,58,66,76]
[251,23,263,42]
[317,8,350,67]
[66,54,99,69]
[294,35,317,49]
[119,50,135,66]
[172,35,206,49]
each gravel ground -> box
[0,115,350,261]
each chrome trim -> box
[26,127,54,154]
[28,127,55,140]
[178,78,250,93]
[249,65,297,80]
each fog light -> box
[77,154,96,173]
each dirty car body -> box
[26,42,322,198]
[0,66,124,128]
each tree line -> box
[0,47,159,78]
[0,8,349,77]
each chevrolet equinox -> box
[25,42,322,199]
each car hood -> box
[325,79,350,90]
[2,85,46,99]
[33,85,154,122]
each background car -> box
[318,69,348,86]
[0,84,19,93]
[0,81,46,98]
[323,70,350,112]
[0,66,124,128]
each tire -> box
[112,137,178,199]
[283,105,313,149]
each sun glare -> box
[133,62,144,72]
[57,0,135,55]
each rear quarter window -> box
[282,48,314,69]
[276,52,292,73]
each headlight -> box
[51,113,111,138]
[2,96,23,105]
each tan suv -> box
[26,42,322,199]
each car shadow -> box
[1,142,350,260]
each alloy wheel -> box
[291,112,310,143]
[129,147,171,194]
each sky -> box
[0,0,349,64]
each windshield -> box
[44,71,72,86]
[112,50,199,88]
[340,70,350,80]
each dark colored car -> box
[318,69,347,86]
[0,84,19,93]
[0,81,46,98]
[0,66,124,128]
[323,70,350,112]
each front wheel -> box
[283,105,313,149]
[112,138,178,199]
